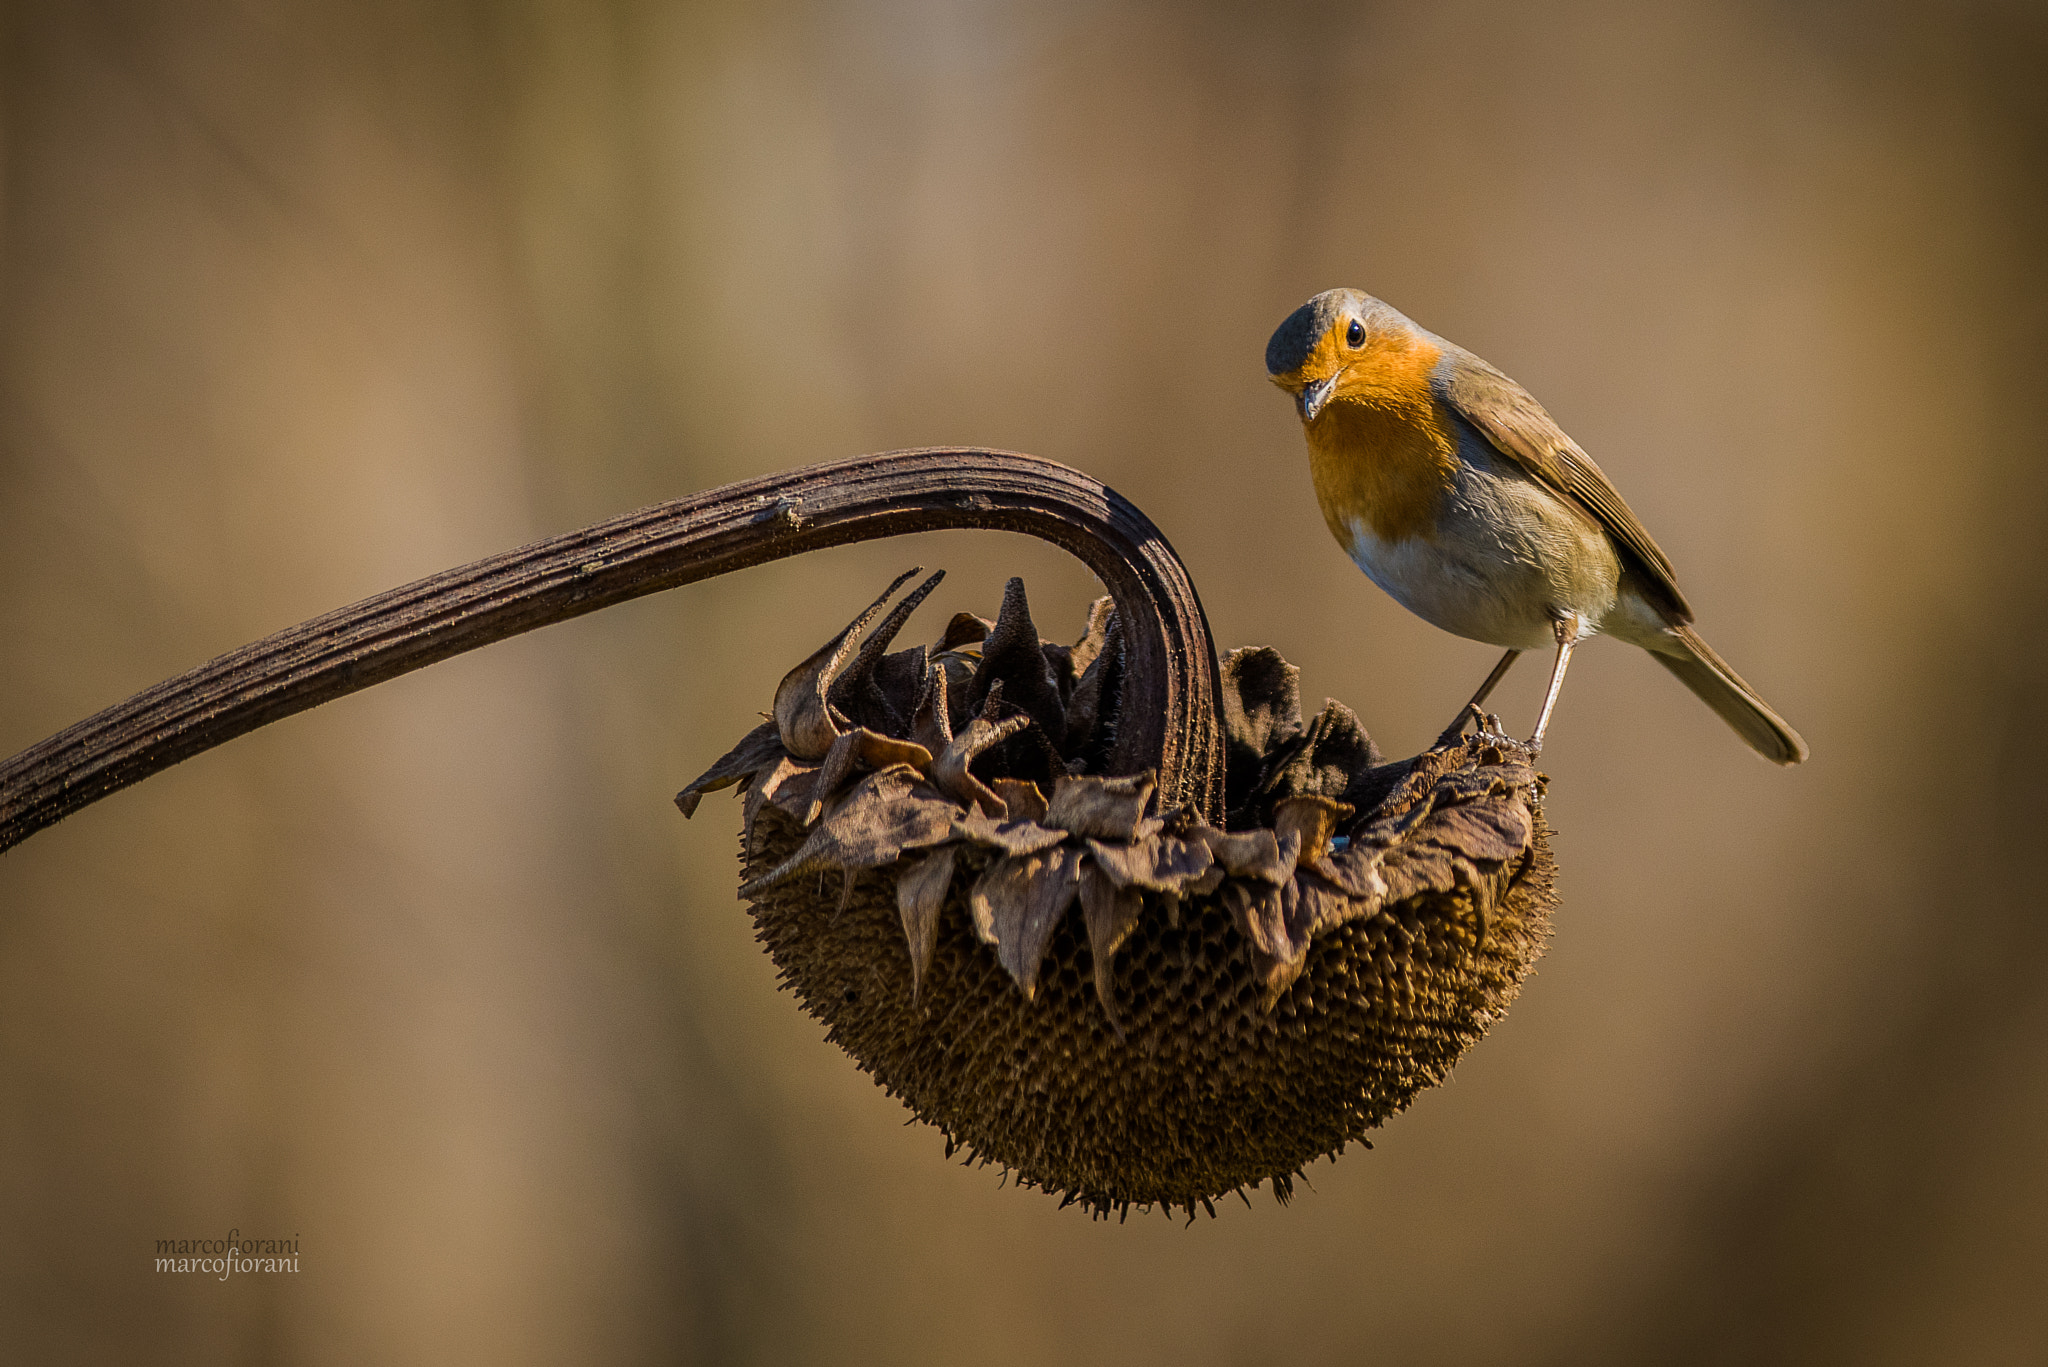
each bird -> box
[1265,287,1807,765]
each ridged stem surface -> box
[0,448,1225,853]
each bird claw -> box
[1435,702,1514,750]
[1473,715,1530,756]
[1434,703,1535,762]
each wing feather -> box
[1435,350,1693,623]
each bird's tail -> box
[1651,625,1808,765]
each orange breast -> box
[1305,336,1460,547]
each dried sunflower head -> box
[679,571,1555,1217]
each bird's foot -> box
[1435,703,1517,749]
[1436,704,1537,762]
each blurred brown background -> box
[4,1,2045,1362]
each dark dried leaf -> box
[1258,698,1382,812]
[772,567,923,759]
[675,719,784,818]
[895,846,958,1000]
[1044,771,1155,841]
[995,716,1071,790]
[968,577,1067,750]
[1062,611,1123,772]
[861,645,931,736]
[1079,859,1143,1029]
[970,846,1084,999]
[1066,596,1116,682]
[830,570,946,733]
[937,652,980,735]
[938,612,992,651]
[1041,595,1115,702]
[1220,647,1304,813]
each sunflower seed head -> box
[685,571,1555,1216]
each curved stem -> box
[0,448,1225,853]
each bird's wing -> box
[1435,350,1693,623]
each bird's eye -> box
[1346,319,1365,348]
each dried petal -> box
[748,755,821,828]
[1222,880,1309,1006]
[969,846,1084,999]
[1376,843,1460,900]
[990,778,1048,824]
[1083,833,1214,894]
[805,727,866,825]
[1079,859,1142,1029]
[739,764,956,896]
[1271,794,1355,864]
[676,719,784,817]
[858,731,934,772]
[1309,843,1388,900]
[895,846,958,999]
[1044,771,1155,841]
[1221,880,1298,965]
[1424,801,1531,864]
[1291,874,1371,938]
[931,710,1029,815]
[1197,826,1293,884]
[804,726,938,824]
[773,568,923,759]
[956,807,1068,856]
[1435,762,1540,804]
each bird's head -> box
[1266,288,1427,424]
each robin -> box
[1266,288,1807,764]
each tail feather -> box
[1651,625,1808,765]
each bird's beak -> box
[1297,375,1337,424]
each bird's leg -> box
[1527,615,1581,752]
[1435,649,1521,748]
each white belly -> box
[1341,455,1624,650]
